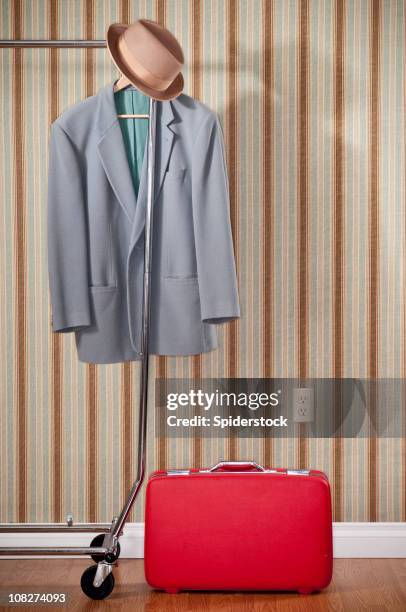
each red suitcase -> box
[144,461,333,594]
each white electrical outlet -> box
[293,388,314,423]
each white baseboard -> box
[333,522,406,558]
[1,522,405,559]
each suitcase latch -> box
[286,469,310,476]
[166,469,190,476]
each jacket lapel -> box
[128,96,178,250]
[96,82,178,244]
[96,84,140,222]
[154,99,177,202]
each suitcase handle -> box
[207,461,266,473]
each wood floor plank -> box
[0,559,405,610]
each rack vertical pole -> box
[110,96,156,539]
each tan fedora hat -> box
[107,19,184,101]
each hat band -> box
[117,34,176,92]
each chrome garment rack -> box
[0,39,107,47]
[0,39,156,600]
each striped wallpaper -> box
[0,0,405,524]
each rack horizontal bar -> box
[0,523,111,533]
[0,546,106,556]
[0,40,106,48]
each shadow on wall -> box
[187,40,383,437]
[190,34,363,330]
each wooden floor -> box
[0,559,405,610]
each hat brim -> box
[107,23,184,101]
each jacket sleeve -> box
[191,111,241,324]
[47,122,92,333]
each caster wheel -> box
[80,565,115,600]
[90,534,121,563]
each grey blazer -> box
[48,82,240,364]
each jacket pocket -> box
[165,245,198,280]
[164,167,187,181]
[89,284,118,292]
[164,274,198,283]
[88,218,116,287]
[162,171,197,279]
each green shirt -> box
[114,88,149,197]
